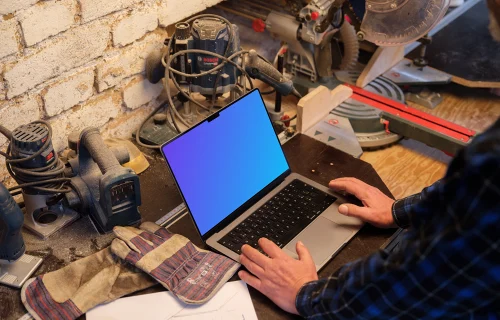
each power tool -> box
[1,122,143,236]
[0,121,79,239]
[140,14,300,149]
[0,182,42,288]
[63,127,142,233]
[218,0,460,151]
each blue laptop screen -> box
[161,90,290,236]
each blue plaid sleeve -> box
[392,181,441,228]
[296,118,500,319]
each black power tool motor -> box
[148,17,242,98]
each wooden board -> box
[296,85,352,133]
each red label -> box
[46,151,54,162]
[203,57,219,63]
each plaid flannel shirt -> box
[296,118,500,319]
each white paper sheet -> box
[87,280,258,320]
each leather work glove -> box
[21,247,156,320]
[111,222,240,304]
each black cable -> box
[0,124,12,141]
[162,14,277,127]
[0,120,71,195]
[160,13,293,137]
[182,14,235,110]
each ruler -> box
[155,203,188,227]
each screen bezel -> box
[160,88,292,240]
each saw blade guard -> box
[359,0,450,46]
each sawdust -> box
[1,217,115,320]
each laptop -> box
[161,89,364,270]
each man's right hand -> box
[329,178,396,228]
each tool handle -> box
[245,50,294,96]
[80,128,121,175]
[0,182,25,262]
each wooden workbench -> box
[1,134,395,320]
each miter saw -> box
[217,0,471,152]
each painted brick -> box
[96,31,166,91]
[0,78,6,100]
[19,0,77,46]
[0,19,19,59]
[50,91,122,151]
[123,75,162,110]
[0,0,38,15]
[42,68,95,117]
[101,102,156,139]
[4,19,109,98]
[158,0,223,27]
[113,9,158,47]
[0,94,40,146]
[80,0,138,22]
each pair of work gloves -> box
[21,222,240,320]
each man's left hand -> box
[238,238,318,315]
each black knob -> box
[68,131,80,151]
[175,22,191,40]
[153,113,167,125]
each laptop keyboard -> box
[218,179,336,254]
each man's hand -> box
[329,177,396,228]
[238,238,318,315]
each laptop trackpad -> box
[283,217,354,268]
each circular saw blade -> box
[360,0,450,46]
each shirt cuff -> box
[295,280,321,317]
[392,199,411,228]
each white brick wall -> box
[0,77,6,100]
[4,19,110,98]
[19,0,77,46]
[101,101,157,138]
[0,0,224,183]
[0,94,41,146]
[0,0,38,15]
[80,0,138,22]
[123,75,163,110]
[50,91,122,151]
[113,9,158,47]
[42,68,95,117]
[96,31,165,91]
[0,19,19,59]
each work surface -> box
[2,134,395,320]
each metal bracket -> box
[0,254,43,288]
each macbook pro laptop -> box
[161,89,364,270]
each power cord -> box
[162,13,281,129]
[0,121,71,196]
[137,13,291,149]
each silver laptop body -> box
[161,89,364,271]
